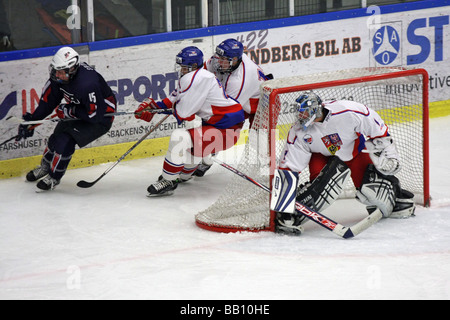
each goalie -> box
[271,91,415,235]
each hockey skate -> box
[192,162,212,177]
[147,178,178,197]
[26,164,49,182]
[275,211,307,235]
[36,176,60,192]
[158,175,191,184]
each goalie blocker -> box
[271,157,415,235]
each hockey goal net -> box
[195,67,429,233]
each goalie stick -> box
[211,157,382,239]
[76,114,171,188]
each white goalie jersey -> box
[279,100,390,173]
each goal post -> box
[195,67,430,233]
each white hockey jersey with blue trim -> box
[166,68,244,129]
[205,53,267,115]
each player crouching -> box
[16,47,116,191]
[271,92,415,235]
[134,46,245,196]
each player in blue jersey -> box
[16,46,117,191]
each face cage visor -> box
[49,64,78,84]
[175,63,199,79]
[211,53,234,74]
[297,100,318,130]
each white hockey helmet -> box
[49,46,80,84]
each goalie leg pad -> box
[365,189,415,218]
[356,164,398,218]
[390,189,416,218]
[271,169,299,213]
[271,169,306,235]
[296,156,351,212]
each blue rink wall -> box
[0,0,449,179]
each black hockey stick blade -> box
[76,159,121,188]
[76,176,103,188]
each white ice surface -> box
[1,116,450,300]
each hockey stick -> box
[0,134,21,148]
[212,157,382,239]
[2,112,132,146]
[77,114,171,188]
[6,109,172,125]
[0,114,58,148]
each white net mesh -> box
[195,67,428,232]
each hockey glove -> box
[16,112,35,141]
[56,104,77,120]
[135,97,159,122]
[365,137,401,176]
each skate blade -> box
[146,190,175,197]
[35,184,56,193]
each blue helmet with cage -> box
[175,46,204,77]
[295,91,324,130]
[213,39,244,73]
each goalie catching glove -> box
[365,136,401,176]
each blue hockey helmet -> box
[295,91,323,130]
[213,39,244,73]
[175,46,204,77]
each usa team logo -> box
[372,25,400,65]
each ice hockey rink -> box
[1,115,450,301]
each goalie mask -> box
[212,39,244,74]
[49,47,80,84]
[175,46,204,78]
[295,91,323,130]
